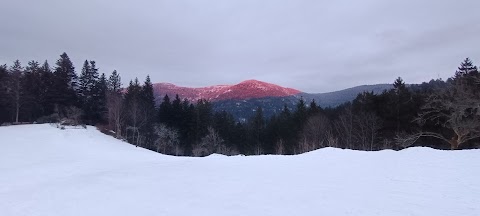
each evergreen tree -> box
[94,73,108,123]
[108,70,122,93]
[233,122,248,154]
[249,106,265,155]
[8,60,24,123]
[171,94,182,128]
[454,58,479,91]
[455,58,478,78]
[308,99,320,115]
[295,97,308,121]
[0,64,9,123]
[106,70,123,137]
[52,52,78,112]
[194,99,213,145]
[293,97,308,138]
[39,60,55,117]
[278,104,295,154]
[393,77,406,92]
[391,77,415,134]
[23,60,43,121]
[79,60,104,124]
[79,60,92,98]
[181,101,197,153]
[157,94,172,125]
[123,78,144,146]
[213,111,236,150]
[141,75,156,149]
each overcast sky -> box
[1,0,479,93]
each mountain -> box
[213,84,393,121]
[152,80,393,121]
[300,84,393,107]
[152,79,300,102]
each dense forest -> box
[1,53,479,156]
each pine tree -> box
[454,58,479,90]
[278,104,295,154]
[294,97,308,128]
[106,70,123,137]
[108,70,121,93]
[213,111,236,146]
[79,60,92,98]
[52,52,78,113]
[308,99,320,115]
[8,60,24,123]
[455,58,478,78]
[393,77,407,92]
[39,60,55,116]
[0,64,9,123]
[141,75,156,149]
[181,101,196,153]
[141,76,155,115]
[391,77,414,134]
[158,94,172,125]
[79,60,102,124]
[94,73,108,123]
[123,78,145,146]
[250,106,265,155]
[194,99,213,143]
[23,60,42,121]
[171,94,182,128]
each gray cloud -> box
[1,0,479,93]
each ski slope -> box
[0,124,479,216]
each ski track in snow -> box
[0,124,479,216]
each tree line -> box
[1,53,479,155]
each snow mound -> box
[1,124,479,216]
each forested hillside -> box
[1,54,479,156]
[211,84,393,121]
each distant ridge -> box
[152,79,300,102]
[152,80,391,105]
[300,84,393,107]
[152,80,393,120]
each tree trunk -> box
[15,101,19,123]
[449,136,459,150]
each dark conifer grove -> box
[1,53,479,155]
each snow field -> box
[0,124,479,216]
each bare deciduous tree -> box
[394,131,421,149]
[106,91,123,138]
[299,114,331,153]
[154,124,180,155]
[335,108,382,150]
[126,96,148,147]
[275,139,285,155]
[65,106,83,125]
[193,127,226,156]
[354,112,382,151]
[417,80,480,149]
[325,130,338,148]
[57,106,84,129]
[335,106,354,149]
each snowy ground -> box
[0,124,479,216]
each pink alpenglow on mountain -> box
[152,80,301,102]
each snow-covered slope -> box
[1,124,479,216]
